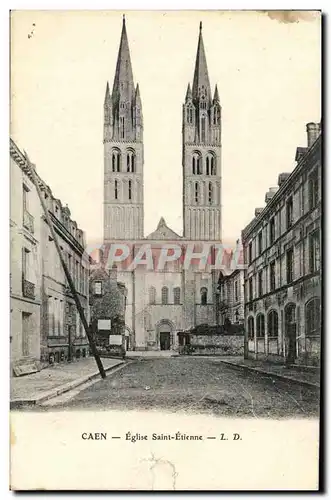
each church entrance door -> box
[160,332,171,351]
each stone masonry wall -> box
[182,334,244,356]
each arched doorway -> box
[285,303,297,364]
[156,320,175,351]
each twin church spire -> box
[103,18,222,241]
[184,22,221,146]
[186,23,219,107]
[104,16,142,143]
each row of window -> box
[219,279,241,304]
[247,298,321,339]
[65,252,89,296]
[48,298,87,338]
[148,286,209,305]
[193,182,214,204]
[247,230,320,301]
[114,179,133,200]
[247,169,319,263]
[192,153,216,175]
[23,183,83,243]
[111,150,136,173]
[186,107,220,126]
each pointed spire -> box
[185,83,192,101]
[135,83,141,104]
[192,22,211,102]
[213,84,219,103]
[112,15,135,103]
[104,81,110,105]
[157,217,166,229]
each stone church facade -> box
[103,18,222,350]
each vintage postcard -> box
[10,10,321,491]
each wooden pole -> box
[24,151,106,379]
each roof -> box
[146,217,182,240]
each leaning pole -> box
[24,151,106,379]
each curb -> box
[220,360,320,389]
[10,361,126,409]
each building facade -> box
[242,122,321,366]
[10,139,90,369]
[40,194,90,363]
[102,19,223,350]
[217,268,245,326]
[10,140,43,371]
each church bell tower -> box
[182,23,222,241]
[104,16,144,241]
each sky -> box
[10,10,321,246]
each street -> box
[39,357,319,418]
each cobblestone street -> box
[37,357,319,418]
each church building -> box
[103,17,222,350]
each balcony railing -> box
[22,278,35,299]
[23,210,34,234]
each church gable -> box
[146,217,182,240]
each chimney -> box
[278,173,291,186]
[255,208,264,217]
[265,187,278,204]
[306,122,320,148]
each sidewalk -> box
[219,356,320,388]
[10,357,125,408]
[126,350,179,359]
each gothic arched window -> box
[187,106,193,124]
[206,153,216,175]
[149,286,156,305]
[126,150,136,173]
[305,297,321,337]
[192,152,202,175]
[120,117,125,139]
[213,107,221,125]
[211,156,216,175]
[201,117,206,142]
[173,287,181,305]
[114,180,118,200]
[161,286,169,305]
[215,107,220,125]
[267,310,278,337]
[112,149,121,173]
[200,287,207,305]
